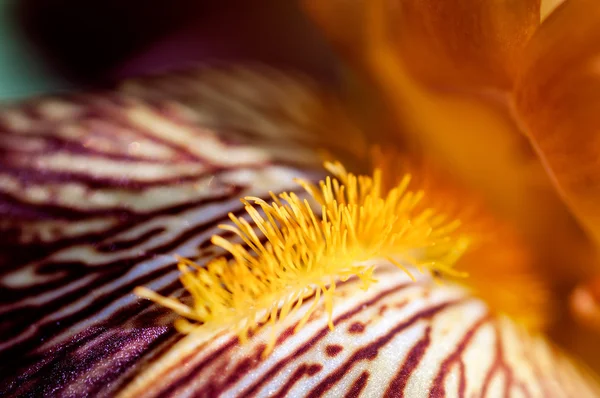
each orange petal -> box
[390,0,541,89]
[514,0,600,246]
[307,0,593,290]
[304,0,541,89]
[541,0,566,20]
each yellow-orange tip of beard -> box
[135,161,469,357]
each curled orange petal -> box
[514,0,600,247]
[306,0,593,290]
[304,0,541,90]
[390,0,541,90]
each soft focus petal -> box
[389,0,541,89]
[304,0,541,90]
[307,0,592,289]
[541,0,566,20]
[514,0,600,247]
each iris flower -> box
[2,0,600,396]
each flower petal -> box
[306,0,594,294]
[121,267,600,397]
[0,66,337,396]
[514,0,600,246]
[541,0,566,20]
[304,0,541,89]
[390,0,541,89]
[2,65,599,396]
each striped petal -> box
[0,66,330,396]
[1,65,599,397]
[122,268,599,397]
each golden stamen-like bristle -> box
[135,161,469,356]
[370,147,551,330]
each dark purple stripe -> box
[458,360,466,397]
[428,314,490,397]
[83,328,179,397]
[344,371,370,398]
[0,193,244,291]
[202,343,267,397]
[7,330,136,397]
[0,209,273,364]
[480,321,513,398]
[0,190,242,274]
[0,162,223,190]
[151,336,241,398]
[0,180,239,222]
[241,282,420,397]
[325,345,343,357]
[348,322,365,334]
[81,98,209,163]
[0,271,182,363]
[147,280,416,397]
[272,363,323,398]
[0,133,186,163]
[384,325,432,398]
[96,227,166,252]
[0,283,183,395]
[307,300,465,398]
[102,331,184,396]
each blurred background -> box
[0,0,337,100]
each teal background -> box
[0,0,68,101]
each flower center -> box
[135,160,469,356]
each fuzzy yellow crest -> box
[135,161,469,356]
